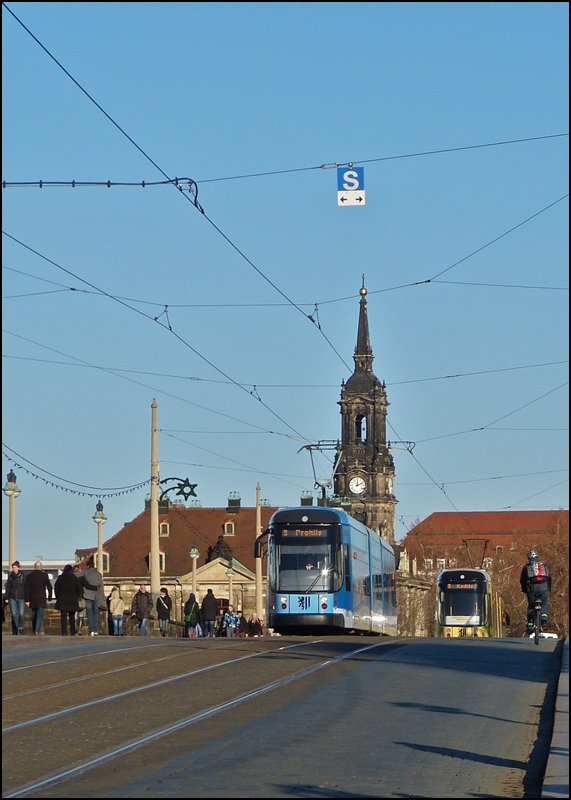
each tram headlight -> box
[280,596,288,610]
[321,596,328,610]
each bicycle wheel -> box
[534,607,541,645]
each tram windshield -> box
[272,526,342,592]
[438,582,485,626]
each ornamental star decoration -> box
[159,477,198,502]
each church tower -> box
[333,283,397,544]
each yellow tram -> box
[435,568,503,638]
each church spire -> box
[354,277,374,372]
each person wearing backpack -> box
[520,549,552,634]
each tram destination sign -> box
[282,528,325,537]
[447,583,476,589]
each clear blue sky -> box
[2,2,568,561]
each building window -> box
[94,552,109,573]
[224,522,235,536]
[423,558,433,571]
[447,558,457,568]
[147,553,166,572]
[159,522,170,537]
[437,558,446,571]
[495,545,504,554]
[483,557,493,570]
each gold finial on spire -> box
[360,274,367,297]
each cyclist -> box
[520,549,552,634]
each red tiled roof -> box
[79,504,280,578]
[406,510,568,537]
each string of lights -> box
[2,445,149,498]
[3,2,566,522]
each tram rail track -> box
[2,636,406,798]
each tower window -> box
[224,522,235,536]
[355,415,367,443]
[159,523,170,537]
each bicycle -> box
[530,590,544,645]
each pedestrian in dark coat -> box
[156,587,172,637]
[131,585,154,636]
[201,588,218,638]
[236,610,249,637]
[5,561,26,634]
[25,561,53,635]
[54,565,82,635]
[183,592,202,638]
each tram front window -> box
[278,543,340,591]
[439,585,484,626]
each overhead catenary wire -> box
[2,133,568,188]
[1,2,351,372]
[5,3,567,377]
[2,193,569,318]
[2,350,567,389]
[3,2,566,519]
[1,231,312,443]
[2,328,305,441]
[416,381,569,443]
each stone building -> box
[333,284,397,544]
[400,510,569,637]
[75,496,280,623]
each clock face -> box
[349,476,366,495]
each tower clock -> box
[333,283,397,544]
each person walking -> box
[131,584,153,636]
[79,558,104,636]
[201,588,218,638]
[6,561,26,635]
[54,565,82,635]
[156,587,172,637]
[183,592,202,638]
[108,586,125,636]
[25,561,53,636]
[520,549,552,633]
[223,604,239,638]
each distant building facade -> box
[75,495,281,621]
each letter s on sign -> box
[342,170,359,191]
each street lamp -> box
[225,558,235,607]
[3,470,21,568]
[92,500,107,573]
[189,542,200,594]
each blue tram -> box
[256,506,397,635]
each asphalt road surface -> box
[2,635,562,798]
